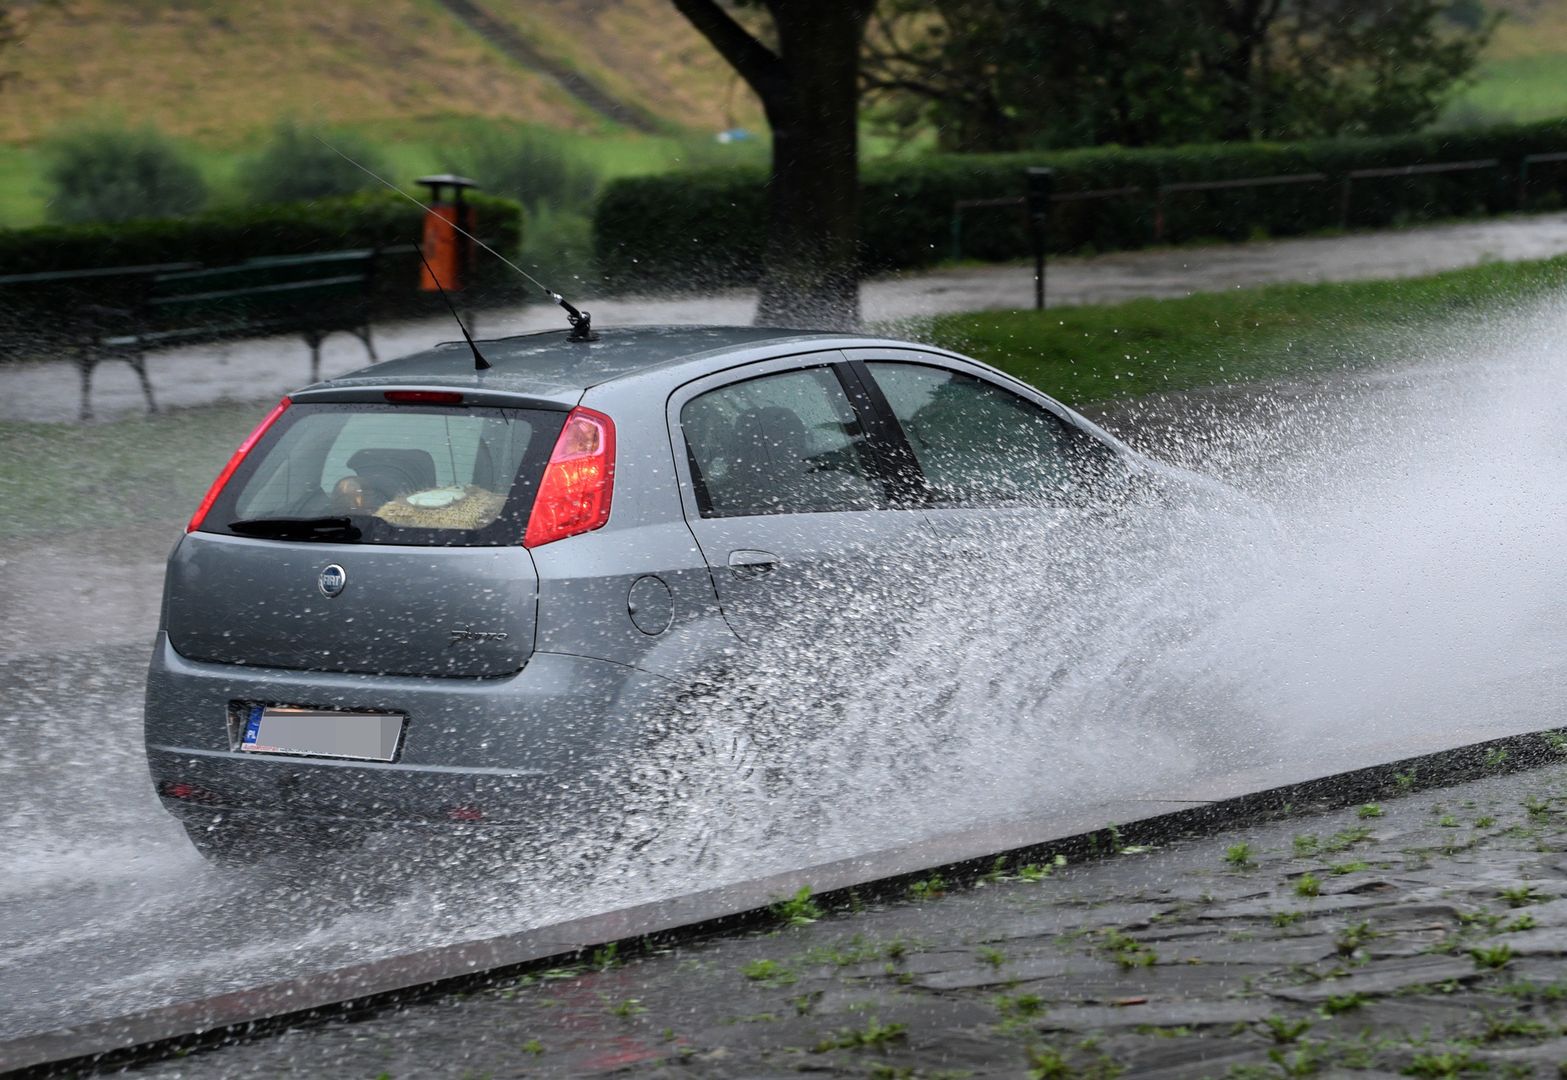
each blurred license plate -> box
[239,705,403,762]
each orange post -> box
[415,175,479,293]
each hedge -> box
[0,191,525,350]
[595,118,1567,290]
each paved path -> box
[5,212,1567,424]
[135,760,1567,1078]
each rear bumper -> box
[144,633,667,824]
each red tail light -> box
[523,407,615,548]
[187,396,291,533]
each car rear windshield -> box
[200,402,566,546]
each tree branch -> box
[669,0,781,97]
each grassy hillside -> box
[2,0,762,144]
[1446,0,1567,124]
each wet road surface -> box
[3,297,1566,1052]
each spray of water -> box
[3,294,1565,1038]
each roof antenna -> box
[416,245,490,371]
[315,136,602,343]
[552,292,598,342]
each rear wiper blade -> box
[228,516,362,541]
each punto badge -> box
[318,564,347,598]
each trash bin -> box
[416,174,479,292]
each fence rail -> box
[949,153,1562,259]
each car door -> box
[669,353,932,651]
[841,349,1133,555]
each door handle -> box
[727,549,780,576]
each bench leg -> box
[127,351,158,414]
[304,331,324,383]
[77,354,95,423]
[356,324,377,362]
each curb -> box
[4,725,1563,1078]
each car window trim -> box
[840,359,930,508]
[666,353,910,521]
[849,352,1125,511]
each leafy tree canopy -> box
[862,0,1495,151]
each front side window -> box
[203,403,563,545]
[867,362,1112,507]
[681,366,884,517]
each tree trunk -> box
[755,4,871,329]
[669,0,874,329]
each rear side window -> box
[867,362,1113,507]
[681,366,884,517]
[202,403,564,545]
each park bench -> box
[0,249,380,420]
[0,262,199,420]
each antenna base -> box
[553,293,599,342]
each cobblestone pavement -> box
[138,758,1567,1079]
[6,212,1567,424]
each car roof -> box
[300,325,864,406]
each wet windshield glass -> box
[206,402,563,545]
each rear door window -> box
[681,366,884,517]
[202,403,564,545]
[865,362,1115,507]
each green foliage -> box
[1261,1015,1312,1044]
[1480,1013,1550,1042]
[1499,884,1542,908]
[590,942,619,970]
[1295,874,1322,898]
[1404,1049,1481,1077]
[1358,803,1385,819]
[1323,826,1375,853]
[241,121,387,205]
[907,875,947,901]
[1225,843,1257,870]
[1319,992,1367,1015]
[813,1017,907,1052]
[1470,943,1516,969]
[459,126,603,216]
[42,125,208,224]
[770,886,823,926]
[741,958,796,985]
[997,992,1046,1018]
[1100,929,1157,969]
[1335,921,1376,955]
[867,0,1490,152]
[596,117,1567,288]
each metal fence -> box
[949,152,1567,261]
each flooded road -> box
[2,297,1566,1042]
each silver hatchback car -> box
[145,325,1158,859]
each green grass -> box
[1446,53,1567,126]
[923,255,1567,408]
